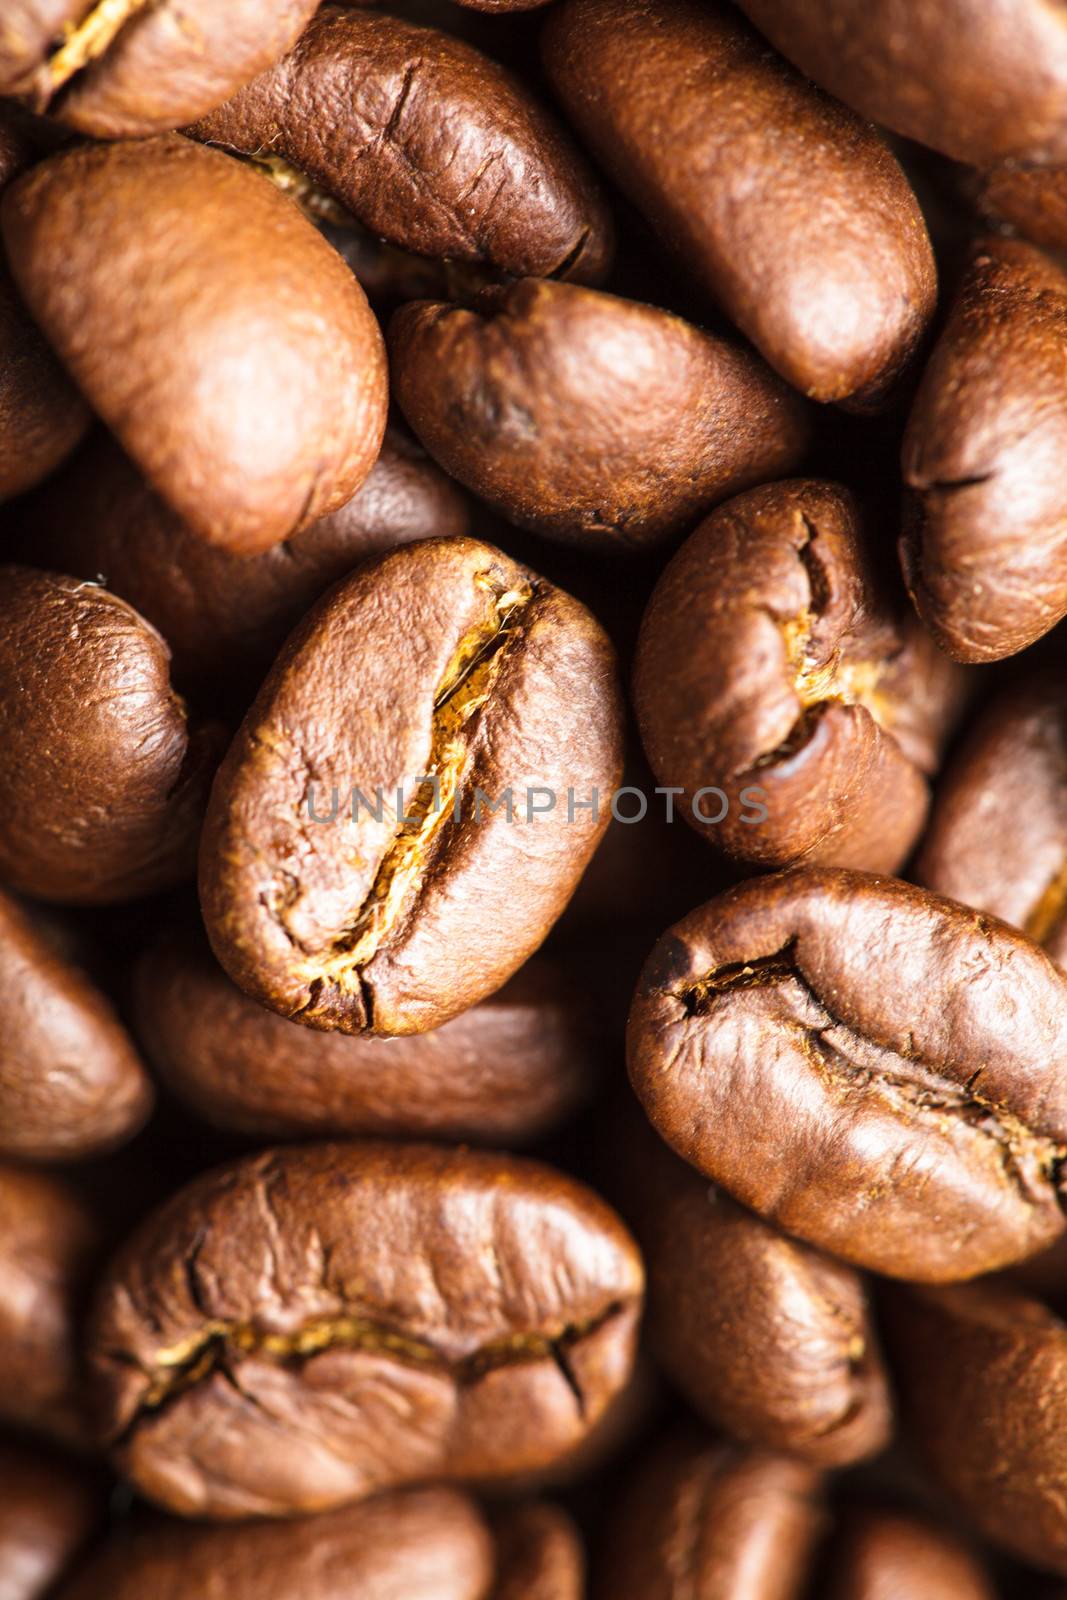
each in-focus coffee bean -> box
[200,536,623,1036]
[633,481,965,870]
[628,868,1067,1280]
[89,1142,644,1519]
[190,6,613,284]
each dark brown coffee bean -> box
[885,1279,1067,1576]
[0,887,152,1161]
[902,239,1067,661]
[595,1429,825,1600]
[974,164,1067,255]
[0,1440,100,1600]
[0,568,221,904]
[190,6,613,284]
[492,1502,584,1600]
[823,1508,996,1600]
[543,0,936,407]
[88,1142,644,1519]
[389,280,811,552]
[1,135,388,557]
[916,673,1067,967]
[11,425,468,695]
[56,1490,494,1600]
[735,0,1067,168]
[0,1,322,140]
[200,536,623,1036]
[633,481,966,871]
[627,868,1067,1281]
[0,103,90,503]
[613,1110,892,1467]
[0,1162,101,1446]
[132,926,596,1143]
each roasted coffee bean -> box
[885,1280,1067,1576]
[89,1142,644,1519]
[0,1162,101,1446]
[0,1440,100,1600]
[633,481,965,870]
[916,673,1067,966]
[612,1110,892,1466]
[389,279,811,552]
[627,868,1067,1281]
[734,0,1067,168]
[823,1508,996,1600]
[902,239,1067,661]
[200,536,623,1036]
[12,425,467,695]
[0,887,152,1161]
[0,104,90,503]
[1,135,387,557]
[0,568,220,904]
[595,1430,825,1600]
[543,0,936,407]
[974,163,1067,254]
[132,927,596,1143]
[55,1489,494,1600]
[492,1503,584,1600]
[0,1,323,141]
[190,6,612,284]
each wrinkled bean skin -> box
[0,568,220,904]
[132,927,596,1143]
[190,7,612,284]
[0,103,90,502]
[0,0,322,141]
[902,239,1067,661]
[885,1280,1067,1576]
[627,869,1067,1281]
[0,1163,101,1446]
[10,426,468,695]
[0,1441,100,1600]
[595,1431,825,1600]
[543,0,936,407]
[823,1509,996,1600]
[88,1142,644,1520]
[613,1110,892,1466]
[55,1490,494,1600]
[915,674,1067,967]
[633,481,966,870]
[200,536,623,1037]
[492,1502,584,1600]
[389,280,811,552]
[1,136,388,557]
[0,887,152,1161]
[734,0,1067,168]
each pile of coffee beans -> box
[3,1,1067,1595]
